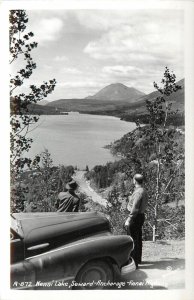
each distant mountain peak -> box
[85,83,145,102]
[108,82,127,87]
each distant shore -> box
[26,105,184,126]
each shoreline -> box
[24,110,135,123]
[25,109,184,126]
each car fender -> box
[22,234,133,284]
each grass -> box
[142,240,185,261]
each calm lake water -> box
[27,112,136,169]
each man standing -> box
[125,174,148,269]
[55,180,80,212]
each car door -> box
[11,229,36,289]
[10,229,24,264]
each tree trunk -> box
[153,225,156,242]
[153,204,158,242]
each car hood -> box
[12,212,110,257]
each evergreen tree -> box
[10,10,56,175]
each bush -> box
[143,205,185,240]
[11,150,75,213]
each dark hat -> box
[66,180,78,190]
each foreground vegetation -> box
[11,150,75,213]
[79,179,185,240]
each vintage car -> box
[11,212,136,290]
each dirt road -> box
[121,248,185,290]
[111,241,185,290]
[73,170,107,207]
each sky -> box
[11,9,184,100]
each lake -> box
[27,112,136,169]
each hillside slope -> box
[135,78,184,112]
[117,78,184,124]
[46,98,132,113]
[38,100,49,106]
[27,103,62,115]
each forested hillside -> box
[85,69,185,241]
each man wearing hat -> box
[55,180,80,212]
[125,174,148,268]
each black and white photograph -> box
[0,0,194,299]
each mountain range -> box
[26,79,184,124]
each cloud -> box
[54,55,68,62]
[61,67,82,75]
[43,65,53,70]
[83,11,184,70]
[57,80,103,88]
[32,17,63,44]
[24,10,184,99]
[102,65,143,76]
[75,10,130,31]
[52,77,117,99]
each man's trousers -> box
[127,213,145,267]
